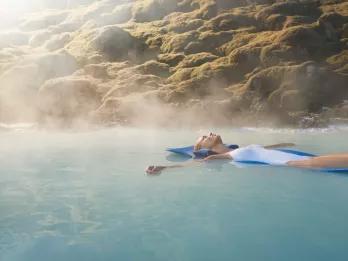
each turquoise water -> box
[1,127,348,261]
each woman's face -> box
[194,133,223,150]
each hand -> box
[146,165,166,175]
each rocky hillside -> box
[0,0,347,127]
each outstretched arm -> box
[146,160,201,175]
[264,143,295,149]
[146,153,233,175]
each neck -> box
[211,143,230,154]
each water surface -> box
[1,127,348,261]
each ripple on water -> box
[1,128,348,261]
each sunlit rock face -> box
[0,0,347,127]
[0,50,78,122]
[38,76,100,127]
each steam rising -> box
[0,0,347,129]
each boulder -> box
[234,62,348,115]
[38,76,100,121]
[276,25,339,59]
[67,25,145,63]
[319,12,348,29]
[132,0,178,22]
[91,26,140,61]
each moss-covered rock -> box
[232,61,348,115]
[174,52,218,70]
[283,15,317,29]
[276,24,341,59]
[132,0,179,22]
[161,31,198,53]
[319,12,348,29]
[135,60,170,77]
[164,11,204,33]
[206,11,256,31]
[2,0,348,126]
[90,25,142,61]
[38,76,100,122]
[184,30,234,54]
[256,1,321,24]
[326,50,348,74]
[158,53,185,66]
[168,67,195,83]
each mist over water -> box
[0,0,347,128]
[1,0,348,260]
[1,127,348,260]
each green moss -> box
[8,0,348,125]
[167,67,194,82]
[158,53,185,67]
[183,30,234,54]
[166,17,204,33]
[326,50,348,73]
[256,2,321,22]
[174,52,218,70]
[135,60,170,77]
[205,11,256,31]
[161,31,198,53]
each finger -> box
[147,169,155,174]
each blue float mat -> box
[166,144,239,158]
[320,168,348,174]
[166,145,348,173]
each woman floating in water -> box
[146,133,348,175]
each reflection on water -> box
[1,127,348,261]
